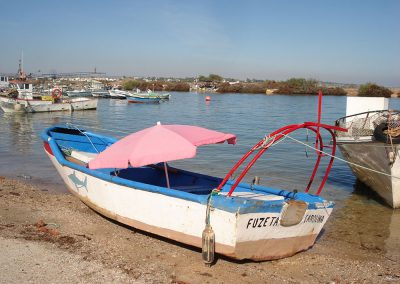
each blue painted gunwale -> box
[41,125,333,214]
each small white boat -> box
[88,81,110,98]
[91,89,110,98]
[129,89,171,100]
[42,107,344,262]
[109,89,129,99]
[66,89,92,97]
[127,96,161,104]
[335,97,400,208]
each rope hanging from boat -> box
[66,123,100,153]
[282,133,400,180]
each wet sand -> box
[0,178,399,283]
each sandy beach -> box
[0,177,399,283]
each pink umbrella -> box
[88,122,236,188]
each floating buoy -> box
[205,96,211,101]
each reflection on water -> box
[327,180,400,261]
[0,92,399,258]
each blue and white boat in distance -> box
[41,118,345,262]
[129,89,171,100]
[127,96,161,104]
[65,89,92,97]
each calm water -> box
[0,92,399,259]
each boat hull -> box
[338,141,400,208]
[66,91,92,97]
[0,97,98,113]
[109,90,128,99]
[127,97,160,104]
[44,145,332,261]
[130,92,170,100]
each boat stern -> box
[210,191,334,260]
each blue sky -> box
[1,0,399,86]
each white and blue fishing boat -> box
[127,96,161,104]
[129,90,171,100]
[41,96,345,262]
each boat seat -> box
[70,150,98,163]
[172,185,213,195]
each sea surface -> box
[0,92,399,260]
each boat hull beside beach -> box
[41,121,340,261]
[335,141,400,208]
[335,97,400,208]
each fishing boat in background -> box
[41,93,346,263]
[0,81,97,113]
[91,89,110,98]
[65,88,92,97]
[130,89,170,100]
[335,97,400,208]
[89,80,110,98]
[0,57,97,113]
[109,88,129,99]
[127,96,161,104]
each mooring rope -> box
[282,133,400,180]
[66,123,101,153]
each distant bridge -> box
[40,71,107,78]
[0,71,107,79]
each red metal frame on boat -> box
[216,91,347,196]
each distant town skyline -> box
[1,0,399,86]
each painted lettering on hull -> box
[246,217,279,229]
[303,214,325,223]
[245,213,325,229]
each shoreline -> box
[217,87,400,96]
[1,177,399,283]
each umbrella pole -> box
[164,162,170,188]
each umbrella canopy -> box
[88,123,236,169]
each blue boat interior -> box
[113,166,220,195]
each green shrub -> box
[358,83,392,97]
[122,80,141,90]
[164,82,190,92]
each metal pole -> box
[164,162,170,188]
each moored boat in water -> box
[66,89,92,97]
[41,95,345,262]
[108,89,129,99]
[127,96,161,104]
[91,89,110,98]
[0,81,98,113]
[129,89,171,100]
[335,97,400,208]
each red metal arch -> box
[216,91,347,196]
